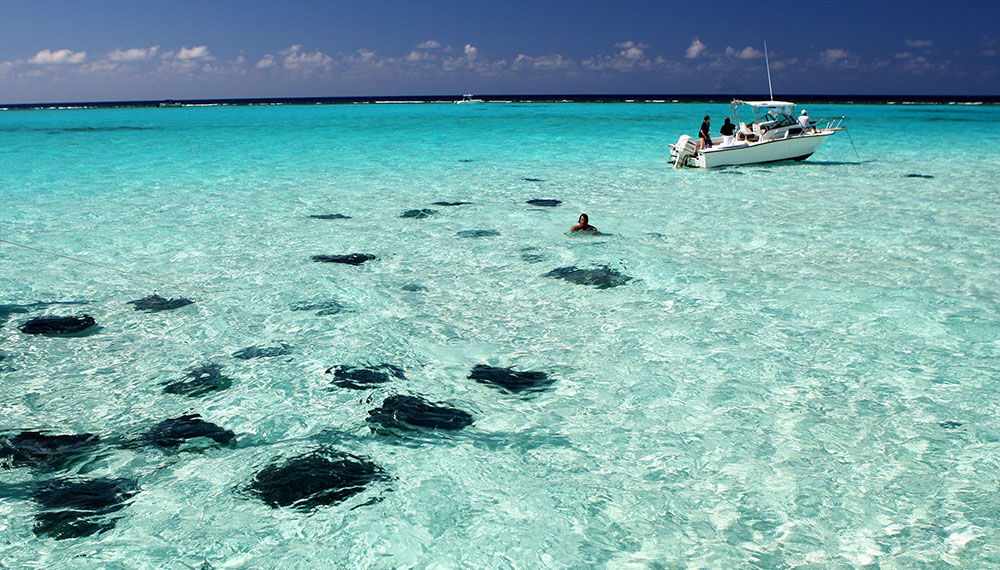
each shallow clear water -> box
[1,102,999,568]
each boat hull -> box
[674,131,834,168]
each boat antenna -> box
[764,41,774,101]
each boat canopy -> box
[730,99,796,121]
[736,100,796,109]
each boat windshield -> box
[756,112,797,128]
[730,100,797,128]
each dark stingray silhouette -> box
[542,265,632,289]
[431,201,471,206]
[127,294,194,312]
[326,364,405,390]
[232,342,293,360]
[241,448,388,511]
[30,478,138,539]
[311,254,376,265]
[526,199,561,207]
[468,364,555,394]
[366,395,473,432]
[457,229,500,238]
[523,178,545,182]
[402,283,428,292]
[18,315,97,336]
[163,364,233,397]
[140,414,236,451]
[905,173,935,179]
[0,431,102,470]
[309,213,352,219]
[400,209,437,219]
[290,300,343,316]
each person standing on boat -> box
[798,109,810,130]
[719,118,736,147]
[699,116,712,149]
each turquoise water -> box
[1,102,999,568]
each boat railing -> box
[814,116,846,131]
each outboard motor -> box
[672,135,697,169]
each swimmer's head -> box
[579,213,588,225]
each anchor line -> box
[0,238,214,294]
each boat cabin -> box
[730,100,806,142]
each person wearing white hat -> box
[798,109,810,130]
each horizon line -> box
[3,92,998,110]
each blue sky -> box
[1,0,997,103]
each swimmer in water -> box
[571,213,597,232]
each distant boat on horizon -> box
[157,100,184,108]
[456,93,483,104]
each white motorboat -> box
[670,99,845,168]
[670,42,846,168]
[456,93,483,104]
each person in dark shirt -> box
[699,116,712,149]
[719,118,736,146]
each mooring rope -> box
[845,128,862,161]
[0,238,214,294]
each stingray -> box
[127,294,194,312]
[241,448,388,511]
[0,431,102,470]
[290,300,344,316]
[18,315,97,336]
[468,364,555,394]
[232,342,293,360]
[309,213,352,219]
[431,201,472,206]
[366,395,473,432]
[457,229,500,238]
[400,209,437,219]
[140,414,236,451]
[526,199,561,207]
[311,254,376,265]
[30,477,138,540]
[542,265,632,289]
[326,364,405,390]
[163,364,233,397]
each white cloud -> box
[616,42,647,60]
[29,49,87,65]
[820,48,849,61]
[108,46,159,62]
[256,54,276,68]
[511,53,572,70]
[464,44,478,59]
[905,39,934,48]
[280,45,333,70]
[725,46,763,59]
[685,38,706,59]
[983,36,998,57]
[895,51,914,59]
[416,40,440,50]
[768,57,798,71]
[615,41,647,50]
[176,46,211,60]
